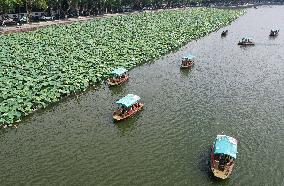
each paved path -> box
[0,13,125,35]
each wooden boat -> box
[113,94,144,121]
[107,67,129,86]
[210,135,238,179]
[238,38,255,45]
[269,30,279,37]
[180,54,195,69]
[221,30,228,37]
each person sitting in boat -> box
[227,158,233,166]
[128,107,133,115]
[121,73,126,78]
[132,103,137,109]
[133,103,139,109]
[121,107,127,116]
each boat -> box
[113,94,144,121]
[238,37,255,45]
[180,54,195,69]
[269,29,279,37]
[221,30,228,37]
[210,135,238,179]
[107,67,129,86]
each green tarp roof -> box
[116,94,140,108]
[111,68,127,76]
[213,135,238,159]
[182,54,195,60]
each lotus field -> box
[0,8,243,126]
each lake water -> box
[1,5,283,186]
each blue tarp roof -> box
[213,135,238,159]
[182,54,195,60]
[111,68,127,76]
[116,94,140,108]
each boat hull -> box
[210,146,234,179]
[107,76,129,86]
[269,30,279,37]
[221,30,228,37]
[113,103,144,121]
[238,42,255,46]
[180,62,194,69]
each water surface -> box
[1,6,284,186]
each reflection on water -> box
[115,115,142,136]
[1,5,284,186]
[180,68,193,78]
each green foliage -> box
[0,0,22,14]
[0,8,243,126]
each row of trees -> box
[0,0,281,22]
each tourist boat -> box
[238,37,255,45]
[210,135,238,179]
[269,29,279,37]
[107,67,129,86]
[221,30,228,37]
[113,94,144,121]
[180,54,195,69]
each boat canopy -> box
[116,94,140,108]
[213,135,238,159]
[182,54,195,60]
[111,68,127,76]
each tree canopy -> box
[0,0,281,19]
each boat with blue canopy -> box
[107,67,129,86]
[181,54,195,68]
[238,37,254,45]
[113,94,144,121]
[210,135,238,179]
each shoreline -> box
[0,14,125,35]
[1,2,281,35]
[0,5,262,35]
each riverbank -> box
[0,14,125,35]
[0,8,169,35]
[1,7,241,35]
[0,8,243,127]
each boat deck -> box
[212,161,234,179]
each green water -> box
[1,6,283,186]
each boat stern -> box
[211,168,230,179]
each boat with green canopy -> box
[221,30,228,37]
[210,135,238,179]
[113,94,144,121]
[107,67,129,86]
[181,54,195,68]
[238,37,255,45]
[269,29,279,37]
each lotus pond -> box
[0,8,243,126]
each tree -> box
[0,0,22,19]
[24,0,47,22]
